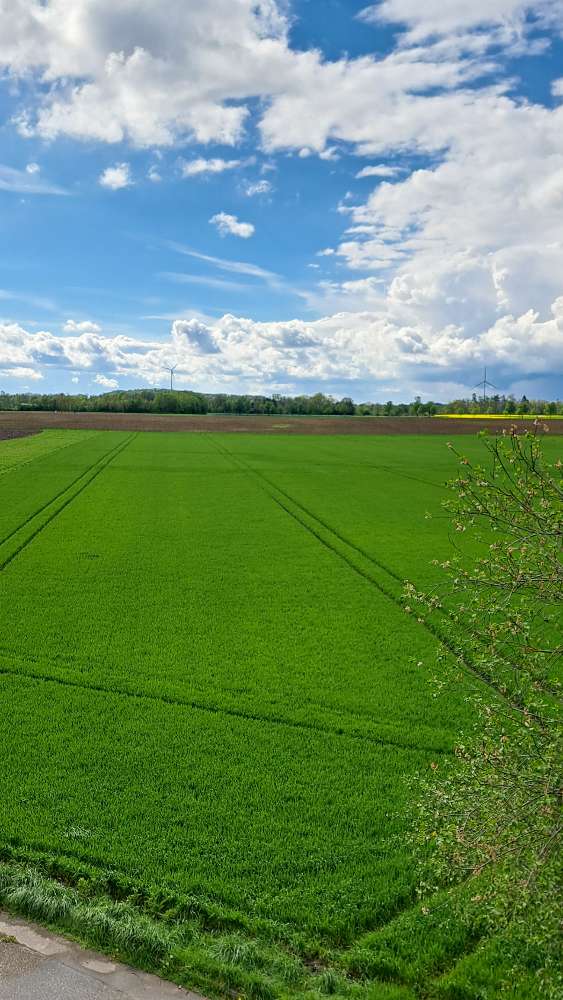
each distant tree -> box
[517,395,531,415]
[334,396,355,415]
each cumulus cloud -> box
[1,0,560,183]
[356,165,400,178]
[93,373,119,389]
[25,162,40,174]
[328,96,563,344]
[99,163,133,190]
[0,0,528,156]
[181,158,242,177]
[243,179,273,196]
[1,300,561,398]
[63,319,102,334]
[0,0,289,148]
[171,318,220,354]
[0,365,43,380]
[358,0,563,43]
[147,165,162,182]
[246,3,561,375]
[210,212,255,238]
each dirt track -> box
[0,410,556,436]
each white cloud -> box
[258,49,493,156]
[71,375,80,383]
[1,0,559,175]
[99,163,133,190]
[25,162,40,174]
[330,98,563,328]
[0,365,43,380]
[93,373,119,389]
[147,165,162,182]
[0,0,508,156]
[63,319,102,334]
[356,165,400,178]
[0,164,67,195]
[210,212,255,238]
[171,318,220,354]
[319,146,340,161]
[243,179,273,196]
[1,299,561,398]
[163,242,280,282]
[1,0,562,400]
[0,0,289,148]
[181,157,242,177]
[161,272,251,292]
[358,1,563,42]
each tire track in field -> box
[0,432,132,549]
[220,450,563,707]
[0,639,454,747]
[208,436,409,593]
[0,666,453,755]
[371,462,444,490]
[287,450,444,491]
[207,437,522,710]
[0,433,137,571]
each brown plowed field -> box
[0,410,557,436]
[0,426,41,441]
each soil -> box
[0,410,554,436]
[0,427,41,442]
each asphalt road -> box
[0,912,200,1000]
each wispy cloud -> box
[0,289,58,311]
[160,272,251,292]
[242,179,273,196]
[0,165,68,196]
[163,241,281,283]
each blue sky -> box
[1,0,563,401]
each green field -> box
[0,429,560,998]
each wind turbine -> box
[165,364,177,391]
[473,367,497,404]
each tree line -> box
[0,387,561,416]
